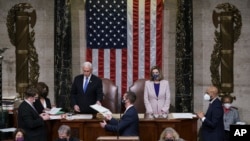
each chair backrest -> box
[101,78,120,113]
[129,79,147,113]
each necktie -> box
[31,104,38,113]
[83,77,88,93]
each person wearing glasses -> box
[144,66,171,117]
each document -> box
[169,113,196,119]
[90,104,112,116]
[45,107,62,115]
[49,115,62,120]
[70,114,93,119]
[0,127,16,132]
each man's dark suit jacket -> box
[105,106,139,136]
[70,74,103,114]
[34,98,52,114]
[18,101,47,141]
[201,98,224,141]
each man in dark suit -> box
[100,91,139,136]
[70,61,104,114]
[18,87,50,141]
[197,86,224,141]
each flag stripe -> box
[150,0,156,69]
[85,0,163,97]
[145,0,151,78]
[98,49,104,77]
[110,49,116,83]
[127,0,133,95]
[138,0,145,79]
[122,49,127,96]
[133,0,139,83]
[104,49,110,78]
[156,0,163,68]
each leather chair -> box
[101,78,120,113]
[129,79,147,113]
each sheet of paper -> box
[50,115,62,120]
[45,107,62,115]
[71,114,93,119]
[90,104,112,116]
[0,127,16,132]
[169,113,195,119]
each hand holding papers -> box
[90,104,112,116]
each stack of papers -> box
[49,115,62,120]
[168,113,197,119]
[90,104,112,116]
[70,114,93,119]
[0,127,16,132]
[45,107,62,115]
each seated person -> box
[222,95,240,141]
[34,82,52,114]
[55,125,79,141]
[13,128,25,141]
[159,127,185,141]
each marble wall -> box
[193,0,250,124]
[0,0,249,125]
[0,0,54,102]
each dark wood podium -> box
[96,136,140,141]
[49,117,198,141]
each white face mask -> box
[203,93,210,101]
[224,103,232,109]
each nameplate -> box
[96,136,139,141]
[230,125,250,140]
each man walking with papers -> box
[100,91,139,136]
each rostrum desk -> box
[49,116,198,141]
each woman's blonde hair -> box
[159,127,180,140]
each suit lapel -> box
[149,82,157,98]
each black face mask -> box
[153,74,159,80]
[165,139,174,141]
[121,99,126,104]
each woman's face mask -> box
[223,103,232,109]
[153,74,159,80]
[16,137,24,141]
[165,139,174,141]
[203,93,211,101]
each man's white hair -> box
[82,61,92,69]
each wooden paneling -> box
[49,118,198,141]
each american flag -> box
[86,0,163,95]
